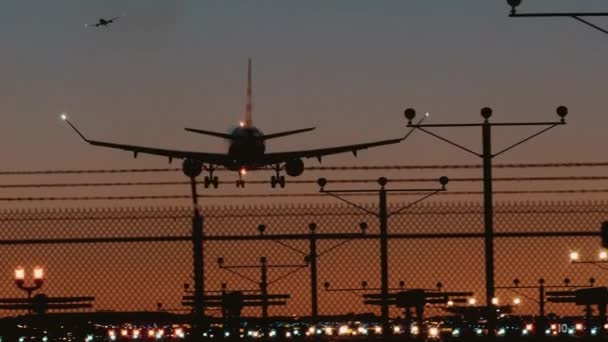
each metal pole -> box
[379,187,390,336]
[538,279,546,338]
[190,176,205,340]
[309,227,319,323]
[482,121,496,337]
[260,257,269,337]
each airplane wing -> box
[63,119,232,166]
[260,136,404,165]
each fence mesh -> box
[0,200,606,319]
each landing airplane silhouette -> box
[63,59,413,188]
[85,16,121,28]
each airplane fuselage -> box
[227,126,266,169]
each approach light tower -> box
[405,106,567,337]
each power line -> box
[2,189,608,201]
[2,161,608,176]
[2,176,608,189]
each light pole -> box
[507,0,608,35]
[14,266,44,314]
[181,158,205,341]
[317,176,447,337]
[405,105,567,336]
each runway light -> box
[491,297,499,305]
[429,327,439,338]
[468,298,476,305]
[324,327,333,336]
[513,297,521,305]
[575,323,583,331]
[569,251,580,261]
[599,251,608,260]
[447,300,454,307]
[338,325,349,336]
[526,324,533,331]
[120,329,128,337]
[374,326,382,334]
[497,328,506,336]
[452,328,460,337]
[393,325,402,334]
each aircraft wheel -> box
[203,176,211,189]
[279,176,286,188]
[212,177,219,188]
[271,176,277,188]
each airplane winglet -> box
[62,116,91,143]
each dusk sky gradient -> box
[1,0,607,205]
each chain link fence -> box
[0,200,606,319]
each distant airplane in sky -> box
[85,16,122,28]
[63,59,411,188]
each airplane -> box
[63,59,414,189]
[85,16,121,28]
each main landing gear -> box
[202,164,219,189]
[270,165,286,188]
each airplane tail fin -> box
[245,58,253,127]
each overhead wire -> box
[2,189,608,201]
[2,176,608,189]
[1,161,608,176]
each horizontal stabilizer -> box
[262,127,315,140]
[184,128,236,140]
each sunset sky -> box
[0,0,607,206]
[0,1,607,318]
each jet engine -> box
[285,159,304,177]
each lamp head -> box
[404,108,416,124]
[317,178,327,190]
[439,176,449,188]
[556,105,568,122]
[377,177,388,188]
[257,224,266,235]
[309,223,317,232]
[507,0,522,15]
[359,222,368,233]
[481,107,493,120]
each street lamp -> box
[14,265,45,314]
